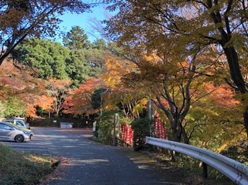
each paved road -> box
[1,127,183,185]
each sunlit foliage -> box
[0,0,90,64]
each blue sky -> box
[56,5,110,43]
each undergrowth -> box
[0,144,58,185]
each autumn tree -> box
[25,94,55,118]
[47,79,72,117]
[185,82,243,151]
[0,59,51,118]
[100,55,146,119]
[120,53,205,143]
[100,43,234,144]
[105,51,242,146]
[0,0,90,65]
[62,77,103,115]
[104,0,248,138]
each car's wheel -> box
[15,135,24,142]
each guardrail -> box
[145,136,248,185]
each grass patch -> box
[0,144,58,185]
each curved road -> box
[2,127,184,185]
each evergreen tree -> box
[17,38,69,79]
[16,38,104,87]
[0,0,90,65]
[62,26,91,50]
[65,50,90,87]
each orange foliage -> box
[62,96,74,114]
[47,78,71,89]
[25,105,37,118]
[35,95,54,111]
[63,77,103,115]
[160,99,169,107]
[20,94,54,118]
[204,83,240,108]
[0,60,56,117]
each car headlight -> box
[23,131,31,135]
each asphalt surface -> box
[1,127,184,185]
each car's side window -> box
[5,125,12,130]
[0,124,12,130]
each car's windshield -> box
[4,120,15,124]
[16,120,25,127]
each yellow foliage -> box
[144,53,161,63]
[100,55,138,89]
[132,98,148,113]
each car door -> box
[0,123,5,139]
[0,123,13,140]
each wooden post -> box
[148,99,152,136]
[202,162,208,179]
[113,113,119,146]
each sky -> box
[56,5,111,43]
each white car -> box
[0,122,33,142]
[2,118,30,129]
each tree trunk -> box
[171,121,189,144]
[171,120,182,143]
[223,47,246,94]
[223,47,248,138]
[181,126,190,144]
[243,106,248,138]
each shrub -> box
[131,118,151,150]
[97,110,117,144]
